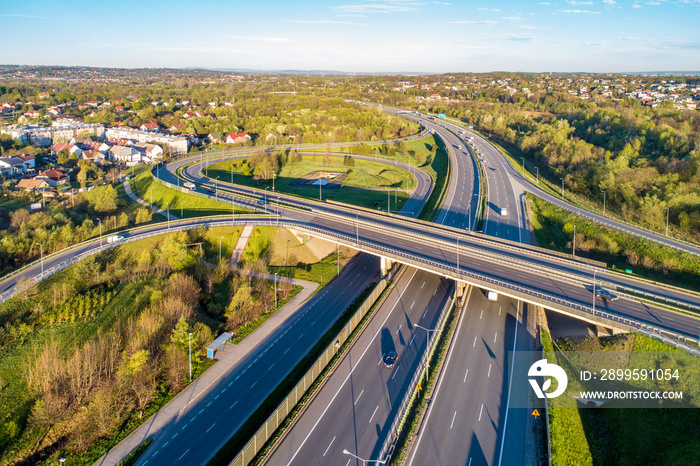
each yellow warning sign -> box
[417,384,423,391]
[532,409,541,417]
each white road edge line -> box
[498,300,520,466]
[407,287,474,466]
[286,269,419,466]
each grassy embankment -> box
[130,165,249,218]
[529,194,700,292]
[0,223,318,465]
[542,329,700,464]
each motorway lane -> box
[267,268,453,466]
[408,289,524,466]
[135,254,381,466]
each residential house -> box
[16,178,50,192]
[208,132,222,143]
[183,112,197,119]
[16,153,35,173]
[70,136,93,146]
[51,142,82,158]
[36,168,69,187]
[139,122,160,132]
[109,145,141,166]
[0,156,24,177]
[81,141,111,154]
[170,124,185,132]
[145,143,163,160]
[226,132,251,144]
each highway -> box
[267,268,453,465]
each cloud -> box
[518,25,536,29]
[332,1,423,14]
[502,16,525,20]
[0,14,47,19]
[646,1,660,4]
[506,34,534,42]
[567,0,593,4]
[557,9,601,13]
[632,3,642,7]
[539,2,551,4]
[444,20,497,24]
[224,36,291,43]
[477,7,500,11]
[285,19,368,26]
[603,0,617,4]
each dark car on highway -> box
[596,288,619,301]
[383,350,397,368]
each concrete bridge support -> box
[380,256,395,278]
[456,281,468,303]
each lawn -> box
[544,330,700,465]
[129,165,246,218]
[206,155,415,211]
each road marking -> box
[222,387,227,393]
[463,368,469,383]
[207,402,212,407]
[450,411,457,429]
[251,381,258,388]
[499,306,502,316]
[494,332,498,343]
[163,441,169,447]
[298,333,304,340]
[199,409,204,414]
[473,336,477,348]
[178,449,191,461]
[410,300,415,309]
[354,390,364,405]
[181,424,188,430]
[391,365,400,379]
[346,460,351,466]
[396,324,403,334]
[286,269,419,465]
[433,289,437,296]
[235,375,241,380]
[498,301,521,466]
[468,458,472,466]
[478,404,484,422]
[206,423,216,433]
[284,348,290,355]
[423,310,427,319]
[409,335,415,346]
[480,310,483,319]
[228,381,233,387]
[215,394,219,400]
[421,281,425,288]
[488,364,492,378]
[369,405,379,423]
[268,364,275,371]
[323,436,336,457]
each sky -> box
[1,0,699,73]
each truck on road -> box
[107,235,124,244]
[183,182,195,190]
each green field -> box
[544,330,700,465]
[206,155,415,211]
[129,166,247,218]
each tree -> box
[135,207,153,224]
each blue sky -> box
[1,0,698,73]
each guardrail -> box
[229,278,389,466]
[379,286,456,461]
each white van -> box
[500,208,508,216]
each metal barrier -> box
[228,279,389,466]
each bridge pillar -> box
[456,281,468,302]
[380,256,395,278]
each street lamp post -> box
[536,167,539,184]
[274,272,278,310]
[342,449,387,465]
[36,242,43,276]
[219,236,224,263]
[415,324,442,383]
[150,187,154,209]
[592,269,598,314]
[602,190,606,217]
[188,332,193,382]
[521,157,525,176]
[165,202,170,230]
[560,178,564,199]
[387,189,390,212]
[456,237,459,271]
[97,218,102,246]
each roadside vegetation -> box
[0,225,316,465]
[542,329,700,465]
[528,194,700,292]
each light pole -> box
[319,177,322,201]
[274,272,278,310]
[342,449,386,465]
[521,157,525,176]
[592,269,598,314]
[36,242,43,276]
[355,213,359,243]
[456,237,459,271]
[230,165,234,184]
[560,178,564,199]
[232,198,235,223]
[97,218,102,246]
[415,324,442,382]
[165,202,170,230]
[665,207,669,237]
[572,224,576,260]
[468,204,471,231]
[536,166,539,184]
[150,187,154,209]
[387,189,390,212]
[219,236,224,263]
[602,190,606,217]
[188,332,193,382]
[337,242,339,276]
[272,172,276,191]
